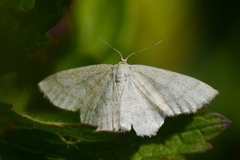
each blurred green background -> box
[0,0,239,159]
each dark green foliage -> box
[0,0,69,75]
[0,102,231,159]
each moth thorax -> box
[115,63,130,96]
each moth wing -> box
[131,65,218,116]
[39,64,120,131]
[120,77,165,136]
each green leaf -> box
[131,112,231,160]
[0,102,231,160]
[0,0,69,76]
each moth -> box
[39,39,218,136]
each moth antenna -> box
[90,27,168,62]
[95,34,125,61]
[125,37,168,61]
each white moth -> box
[38,39,218,137]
